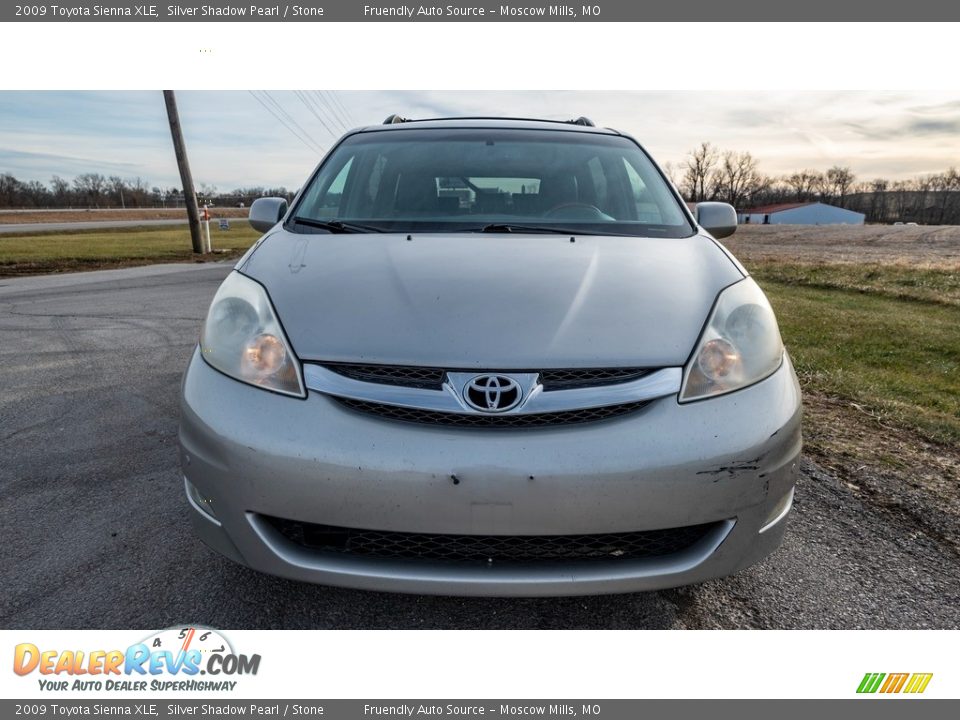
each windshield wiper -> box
[469,223,579,234]
[290,217,384,233]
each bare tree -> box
[108,175,127,208]
[783,170,823,202]
[0,174,18,205]
[681,142,718,202]
[73,173,106,206]
[914,175,934,223]
[930,168,960,224]
[869,179,889,222]
[50,175,70,203]
[198,182,219,205]
[826,166,855,207]
[711,151,767,208]
[661,161,681,188]
[890,179,912,219]
[127,177,149,207]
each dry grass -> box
[723,225,960,519]
[728,224,960,449]
[0,224,260,276]
[760,276,959,446]
[724,223,960,266]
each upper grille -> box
[320,363,652,392]
[263,516,719,564]
[334,396,649,428]
[322,363,445,390]
[539,367,650,389]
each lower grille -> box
[334,397,649,428]
[263,517,719,564]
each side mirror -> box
[695,202,738,239]
[249,197,288,233]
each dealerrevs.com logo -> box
[13,626,260,692]
[857,673,933,695]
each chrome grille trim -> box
[303,364,682,416]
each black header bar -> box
[4,1,957,22]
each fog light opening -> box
[759,487,794,533]
[184,477,218,522]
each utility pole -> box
[163,90,204,254]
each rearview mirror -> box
[249,197,288,234]
[695,202,738,239]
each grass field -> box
[732,227,960,449]
[0,224,261,276]
[755,267,959,446]
[0,207,248,224]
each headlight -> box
[679,277,783,402]
[200,271,305,398]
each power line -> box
[329,91,358,127]
[311,90,350,134]
[249,91,318,153]
[293,90,339,140]
[306,90,345,134]
[248,91,325,156]
[320,90,352,130]
[262,91,326,151]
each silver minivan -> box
[179,116,802,596]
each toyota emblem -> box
[463,374,523,413]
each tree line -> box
[3,156,960,224]
[666,142,960,224]
[0,173,295,210]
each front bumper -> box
[179,348,802,596]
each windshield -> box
[288,128,694,237]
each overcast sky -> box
[1,90,958,191]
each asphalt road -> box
[1,263,958,629]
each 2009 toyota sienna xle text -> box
[179,116,802,596]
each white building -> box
[738,202,865,225]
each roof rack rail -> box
[379,115,598,127]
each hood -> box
[240,231,743,368]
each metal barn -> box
[738,202,865,225]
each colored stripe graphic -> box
[857,673,885,693]
[880,673,909,693]
[857,672,933,694]
[904,673,933,694]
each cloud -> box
[906,99,960,116]
[907,119,960,135]
[0,147,141,177]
